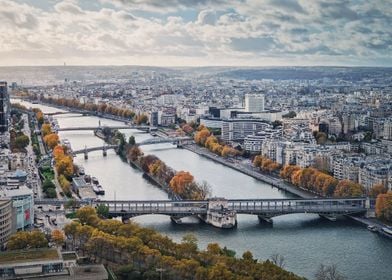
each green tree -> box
[128,135,136,145]
[96,204,109,218]
[15,134,30,149]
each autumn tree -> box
[369,183,388,198]
[170,171,194,195]
[56,155,74,178]
[7,230,48,250]
[51,229,65,247]
[375,191,392,222]
[36,110,44,125]
[41,123,52,136]
[334,180,365,197]
[44,133,59,149]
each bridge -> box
[56,125,152,132]
[35,197,370,228]
[72,137,192,158]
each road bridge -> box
[56,125,152,132]
[35,197,370,228]
[72,137,192,158]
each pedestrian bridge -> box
[35,197,370,228]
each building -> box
[150,111,158,126]
[384,119,392,140]
[0,198,13,247]
[243,128,279,153]
[359,159,392,190]
[0,81,9,133]
[0,186,34,230]
[221,118,270,142]
[0,248,108,280]
[245,93,265,112]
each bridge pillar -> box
[258,215,273,224]
[84,151,88,160]
[103,145,107,157]
[170,216,183,224]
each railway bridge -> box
[35,197,371,228]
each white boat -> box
[92,177,99,185]
[367,225,377,232]
[381,227,392,238]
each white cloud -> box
[0,0,390,66]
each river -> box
[15,100,392,280]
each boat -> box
[380,227,392,238]
[97,185,105,195]
[367,225,378,232]
[84,175,91,183]
[92,177,99,185]
[92,185,100,194]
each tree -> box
[36,111,44,125]
[42,179,55,191]
[315,264,346,280]
[46,188,57,198]
[15,134,29,149]
[51,229,65,247]
[170,171,194,195]
[128,135,136,145]
[7,230,48,250]
[315,132,328,145]
[96,204,109,218]
[375,191,392,222]
[76,206,98,226]
[41,123,52,136]
[369,183,388,198]
[128,146,142,162]
[56,155,74,177]
[334,180,365,197]
[44,133,59,149]
[271,254,285,268]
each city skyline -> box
[0,0,391,67]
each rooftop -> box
[0,248,61,266]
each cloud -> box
[197,9,217,25]
[0,0,391,66]
[54,1,84,15]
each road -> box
[184,144,314,198]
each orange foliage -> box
[55,155,74,178]
[375,191,392,222]
[333,179,365,197]
[170,171,194,195]
[53,145,65,161]
[41,123,52,136]
[44,133,59,149]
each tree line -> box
[35,109,74,197]
[63,206,304,280]
[126,146,210,200]
[194,125,241,158]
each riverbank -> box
[184,144,313,199]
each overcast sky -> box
[0,0,391,67]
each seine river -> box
[16,100,392,280]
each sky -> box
[0,0,391,67]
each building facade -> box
[0,81,9,133]
[245,93,265,112]
[0,199,13,247]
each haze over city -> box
[1,0,391,66]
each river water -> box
[15,100,392,280]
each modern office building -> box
[0,198,13,247]
[0,81,9,133]
[0,186,34,230]
[245,93,265,112]
[221,118,270,142]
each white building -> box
[245,93,265,112]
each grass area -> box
[0,248,60,264]
[62,252,77,261]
